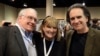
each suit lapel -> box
[32,31,36,45]
[14,26,28,56]
[66,30,74,56]
[84,28,95,56]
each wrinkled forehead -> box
[70,8,83,15]
[25,9,37,18]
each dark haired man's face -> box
[69,8,88,32]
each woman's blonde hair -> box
[40,16,62,41]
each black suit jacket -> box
[0,26,41,56]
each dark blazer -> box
[0,26,41,56]
[65,28,100,56]
[34,36,66,56]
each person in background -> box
[63,23,73,37]
[98,20,100,27]
[2,22,12,27]
[0,8,40,56]
[92,18,100,30]
[35,16,66,56]
[65,3,100,56]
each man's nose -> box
[74,18,79,23]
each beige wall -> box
[54,7,66,20]
[0,3,5,25]
[4,5,18,24]
[1,3,100,26]
[88,7,100,19]
[0,3,18,26]
[35,8,46,19]
[35,7,66,20]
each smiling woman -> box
[35,16,66,56]
[40,16,59,40]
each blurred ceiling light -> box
[53,3,56,6]
[82,2,85,6]
[23,3,27,7]
[11,0,15,2]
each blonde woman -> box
[35,16,66,56]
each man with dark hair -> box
[65,3,100,56]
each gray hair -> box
[18,8,37,17]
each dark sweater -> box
[69,31,88,56]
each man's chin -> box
[26,29,34,32]
[74,27,81,31]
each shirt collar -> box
[15,23,33,40]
